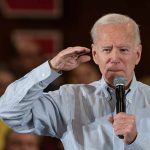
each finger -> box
[114,115,135,126]
[77,55,91,64]
[113,118,130,125]
[113,123,127,132]
[107,116,114,124]
[113,120,135,131]
[114,112,126,119]
[114,128,125,137]
[115,112,135,118]
[114,113,134,123]
[114,124,135,139]
[113,120,136,136]
[72,46,91,52]
[66,46,91,56]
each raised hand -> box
[49,46,91,71]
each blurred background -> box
[0,0,150,150]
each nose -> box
[110,48,120,64]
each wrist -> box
[127,133,138,145]
[48,60,60,73]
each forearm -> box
[0,61,61,125]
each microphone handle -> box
[116,85,125,113]
[115,85,125,139]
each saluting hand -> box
[49,46,91,71]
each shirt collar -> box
[98,74,138,103]
[98,77,112,101]
[126,74,138,103]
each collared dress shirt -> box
[0,61,150,150]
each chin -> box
[109,70,125,77]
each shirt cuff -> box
[125,132,148,150]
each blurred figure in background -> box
[10,35,44,77]
[0,64,16,96]
[10,34,64,92]
[4,130,42,150]
[66,62,101,84]
[0,64,16,150]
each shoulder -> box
[136,81,150,94]
[61,80,100,89]
[58,80,101,95]
[137,81,150,89]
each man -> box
[0,13,149,150]
[4,130,41,150]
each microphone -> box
[113,76,127,139]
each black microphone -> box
[113,76,127,139]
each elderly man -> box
[0,13,149,150]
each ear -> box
[135,44,142,65]
[92,44,98,65]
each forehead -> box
[95,23,135,45]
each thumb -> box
[107,115,114,124]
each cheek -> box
[125,56,137,74]
[97,58,107,73]
[96,53,108,64]
[130,55,138,66]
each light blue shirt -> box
[0,61,150,150]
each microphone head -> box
[113,76,127,86]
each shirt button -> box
[42,73,45,77]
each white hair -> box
[91,13,141,44]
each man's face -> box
[92,23,141,86]
[6,133,40,150]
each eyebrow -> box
[116,45,130,48]
[101,44,130,48]
[101,45,113,48]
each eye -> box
[102,48,111,53]
[120,48,129,52]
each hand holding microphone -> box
[107,76,137,144]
